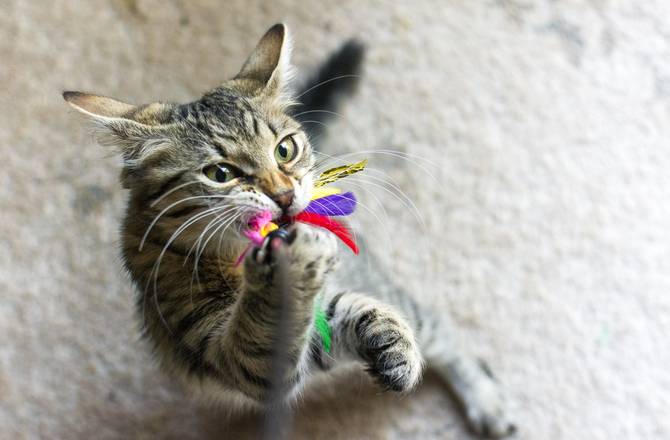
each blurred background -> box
[1,1,669,438]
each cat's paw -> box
[356,308,424,392]
[283,222,339,286]
[243,223,338,290]
[463,362,517,438]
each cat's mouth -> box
[242,206,305,246]
[236,188,310,242]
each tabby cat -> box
[64,24,516,438]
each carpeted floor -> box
[1,1,669,438]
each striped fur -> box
[64,24,516,438]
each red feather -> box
[292,212,359,255]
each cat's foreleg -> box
[311,290,424,392]
[336,246,517,438]
[215,223,338,402]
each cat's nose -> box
[271,189,294,212]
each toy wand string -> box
[261,230,295,440]
[251,160,367,439]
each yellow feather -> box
[314,159,368,187]
[260,222,278,237]
[311,187,342,200]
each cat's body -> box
[64,24,516,438]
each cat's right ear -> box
[63,91,137,121]
[63,91,176,127]
[63,91,174,166]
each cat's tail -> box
[290,40,366,146]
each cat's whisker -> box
[358,168,427,229]
[191,212,245,290]
[294,74,360,100]
[140,194,240,251]
[190,210,245,290]
[184,207,239,265]
[143,207,218,310]
[310,149,439,185]
[186,122,213,145]
[303,131,326,148]
[313,147,439,168]
[149,180,203,207]
[345,175,433,259]
[309,148,426,228]
[310,161,412,209]
[316,181,394,255]
[373,148,439,168]
[184,208,240,299]
[186,211,230,293]
[185,207,243,308]
[201,209,245,262]
[307,153,421,255]
[307,159,428,260]
[145,205,231,333]
[308,166,425,231]
[346,174,426,230]
[154,206,227,266]
[300,119,330,128]
[291,109,344,119]
[143,204,224,298]
[216,214,248,283]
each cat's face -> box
[189,90,314,220]
[65,24,312,252]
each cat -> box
[63,24,516,438]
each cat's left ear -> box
[235,23,293,99]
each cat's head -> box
[64,24,314,250]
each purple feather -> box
[304,192,357,216]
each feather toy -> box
[238,160,367,353]
[240,159,366,255]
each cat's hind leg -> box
[422,327,517,438]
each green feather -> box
[314,299,332,353]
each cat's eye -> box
[204,164,237,183]
[274,136,298,164]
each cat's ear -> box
[63,91,137,121]
[234,23,293,99]
[63,92,175,126]
[63,91,176,166]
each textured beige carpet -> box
[2,1,670,438]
